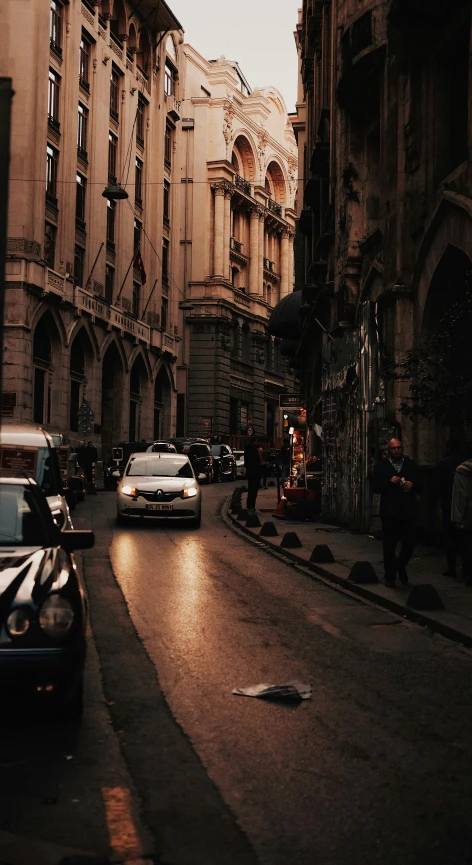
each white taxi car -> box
[116,452,202,527]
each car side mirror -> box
[60,529,95,551]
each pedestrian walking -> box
[451,455,472,585]
[370,437,422,587]
[259,439,270,489]
[244,437,263,512]
[429,441,469,577]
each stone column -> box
[223,188,232,281]
[280,229,290,298]
[249,206,259,295]
[213,185,225,277]
[258,211,265,296]
[288,231,295,293]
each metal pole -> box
[141,277,158,319]
[84,240,104,291]
[0,79,13,421]
[115,244,140,305]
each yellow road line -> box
[102,786,142,860]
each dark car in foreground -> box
[211,443,237,481]
[0,473,94,717]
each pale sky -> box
[169,0,301,114]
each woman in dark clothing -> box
[244,438,263,511]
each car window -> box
[126,458,193,478]
[0,484,52,546]
[191,446,209,458]
[211,445,222,456]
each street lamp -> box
[102,183,129,201]
[178,300,195,310]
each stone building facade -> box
[291,0,472,530]
[1,0,184,456]
[175,48,299,444]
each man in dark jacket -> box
[371,438,422,587]
[244,437,262,512]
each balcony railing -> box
[267,198,282,216]
[165,94,180,120]
[48,115,60,133]
[234,174,251,195]
[230,237,243,254]
[263,257,275,272]
[77,145,88,162]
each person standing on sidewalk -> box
[244,437,263,512]
[429,441,469,577]
[451,456,472,585]
[279,438,291,486]
[371,438,422,587]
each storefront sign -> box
[0,445,38,476]
[279,393,302,409]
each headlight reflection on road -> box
[168,537,206,640]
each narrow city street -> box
[1,483,472,865]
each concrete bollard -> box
[348,561,379,584]
[260,521,279,537]
[237,508,249,521]
[310,544,335,564]
[246,514,261,528]
[280,532,302,549]
[407,584,444,610]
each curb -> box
[222,499,472,650]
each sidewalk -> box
[225,484,472,648]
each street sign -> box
[279,393,301,409]
[77,399,94,421]
[78,420,94,436]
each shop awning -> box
[268,290,303,340]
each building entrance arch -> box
[101,341,124,460]
[153,365,173,439]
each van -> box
[0,422,72,529]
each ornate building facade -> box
[175,49,299,444]
[1,0,183,456]
[292,0,472,530]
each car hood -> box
[123,476,197,492]
[0,546,70,606]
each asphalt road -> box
[1,482,472,865]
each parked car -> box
[170,439,214,484]
[0,423,72,529]
[233,449,245,478]
[103,441,149,490]
[116,452,202,527]
[48,432,86,509]
[0,472,94,717]
[211,443,237,481]
[146,441,177,453]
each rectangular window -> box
[164,62,176,96]
[79,34,90,91]
[162,237,169,284]
[108,131,117,183]
[74,244,85,287]
[77,103,88,159]
[134,218,142,255]
[105,264,114,302]
[48,69,60,129]
[110,67,120,120]
[163,179,170,225]
[46,144,58,201]
[44,222,56,268]
[106,199,116,249]
[164,122,172,167]
[136,95,145,147]
[50,0,62,55]
[132,281,140,318]
[161,295,168,332]
[135,157,143,206]
[76,173,86,227]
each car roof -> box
[129,452,188,460]
[0,423,53,448]
[0,474,37,486]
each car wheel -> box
[59,678,84,720]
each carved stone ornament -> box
[257,129,269,173]
[223,101,235,158]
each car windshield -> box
[126,458,194,478]
[0,484,52,546]
[211,445,223,456]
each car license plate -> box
[145,503,173,511]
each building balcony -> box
[48,115,60,133]
[166,94,180,120]
[263,257,274,272]
[267,198,282,217]
[230,237,243,254]
[234,174,251,195]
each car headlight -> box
[121,485,138,497]
[182,487,198,498]
[39,595,75,637]
[6,607,31,636]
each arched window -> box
[33,319,52,424]
[70,338,85,431]
[166,35,177,62]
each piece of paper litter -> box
[232,681,311,700]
